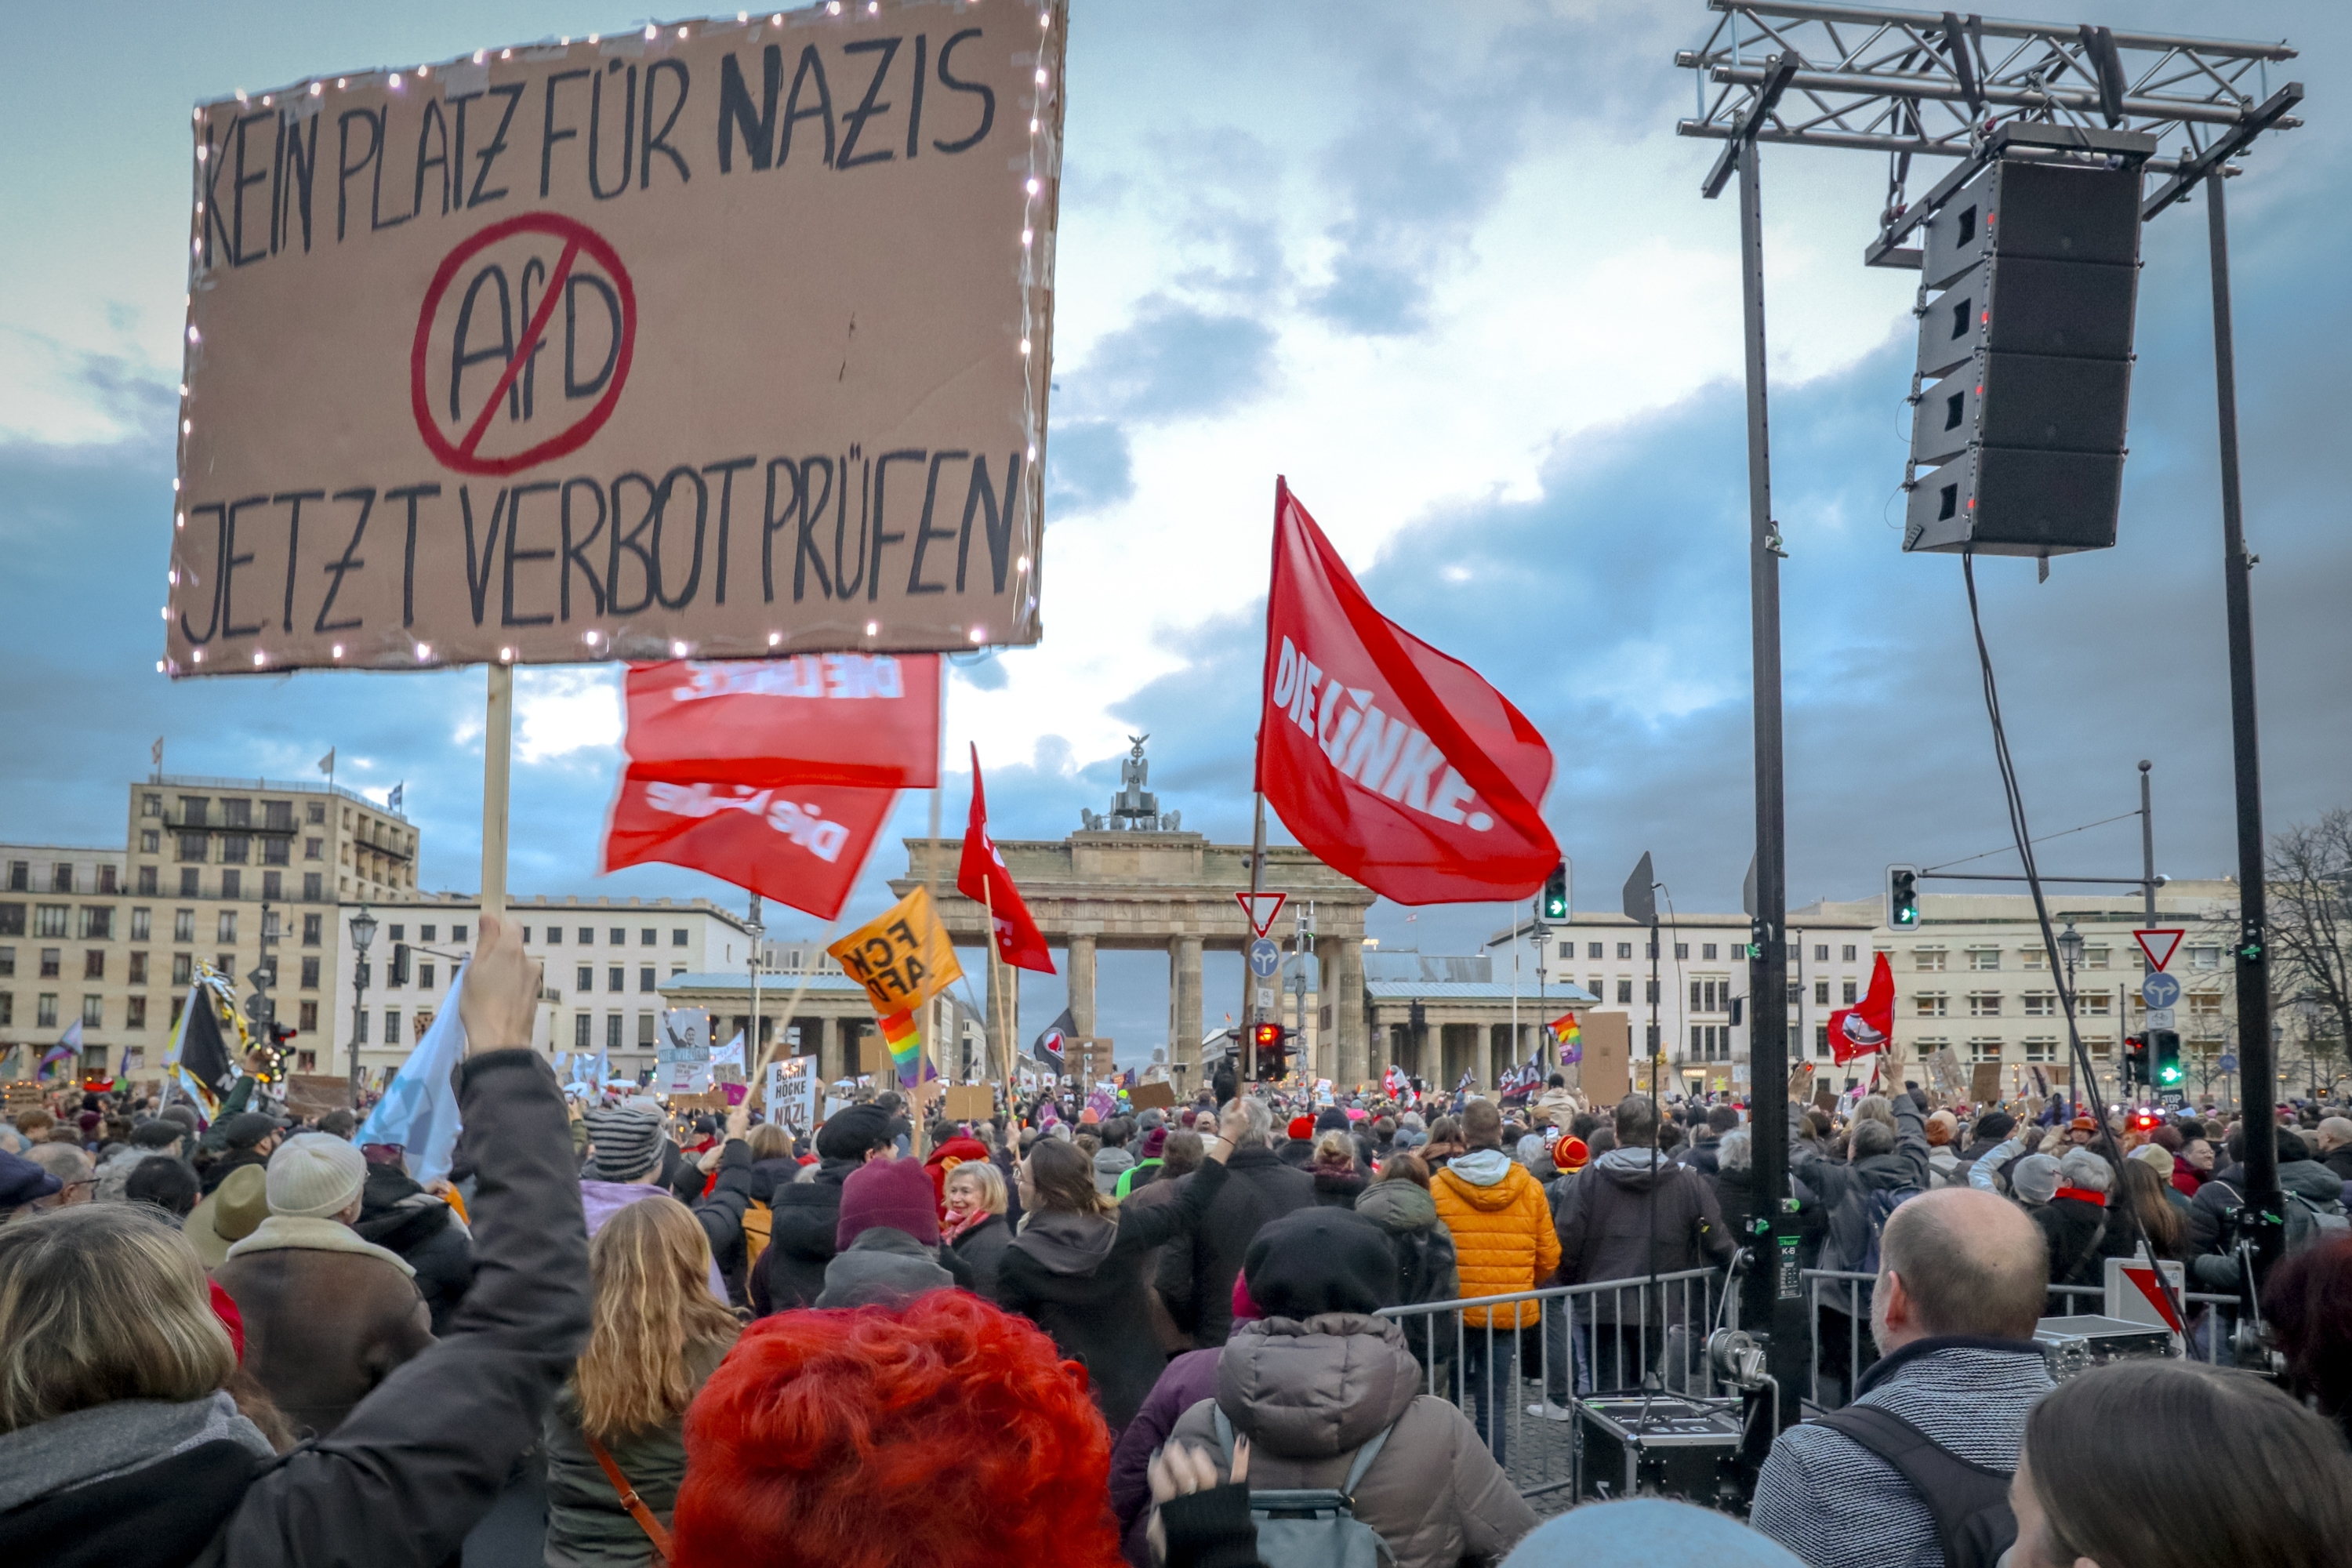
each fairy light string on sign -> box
[169,3,1061,675]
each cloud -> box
[1064,295,1278,423]
[1043,419,1134,516]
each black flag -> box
[171,985,237,1114]
[1029,1007,1075,1071]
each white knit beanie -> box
[267,1132,368,1219]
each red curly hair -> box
[673,1290,1123,1568]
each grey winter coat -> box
[815,1226,964,1308]
[1791,1100,1932,1275]
[1751,1336,2053,1568]
[1161,1313,1536,1568]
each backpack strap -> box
[1212,1405,1237,1472]
[1212,1406,1401,1501]
[1812,1404,2011,1568]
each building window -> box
[355,1010,370,1044]
[421,925,437,942]
[0,993,11,1026]
[51,862,74,893]
[1587,942,1603,960]
[216,952,232,975]
[2024,1037,2057,1063]
[4,862,24,891]
[578,966,594,993]
[300,956,320,989]
[136,866,158,895]
[172,909,194,943]
[579,927,595,944]
[172,953,193,986]
[2083,946,2111,971]
[1815,980,1831,1005]
[0,906,18,938]
[1701,942,1719,960]
[98,866,118,895]
[419,963,436,991]
[36,994,57,1029]
[299,873,321,901]
[1644,979,1660,1004]
[2020,946,2047,971]
[220,869,241,899]
[1915,993,1948,1018]
[40,949,60,978]
[544,927,562,945]
[180,869,200,896]
[640,929,656,947]
[221,835,249,866]
[218,911,238,943]
[261,872,281,900]
[1969,1038,2002,1062]
[143,793,163,818]
[307,801,325,824]
[1968,947,2002,971]
[1616,942,1633,960]
[1674,942,1690,960]
[637,1012,656,1045]
[1689,978,1729,1012]
[77,907,111,941]
[1914,949,1947,972]
[298,1000,318,1032]
[384,1008,401,1043]
[126,996,148,1029]
[389,925,405,942]
[608,966,624,993]
[0,947,10,978]
[2189,945,2222,970]
[575,1014,593,1050]
[130,907,151,942]
[303,913,321,945]
[1968,992,2002,1018]
[638,966,656,992]
[1616,979,1633,1004]
[452,925,467,944]
[84,950,104,980]
[35,905,67,938]
[2079,992,2112,1018]
[305,837,323,860]
[671,928,688,947]
[1814,1023,1831,1058]
[2023,992,2057,1017]
[1555,942,1571,962]
[609,927,625,945]
[606,1014,623,1050]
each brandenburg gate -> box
[891,739,1375,1085]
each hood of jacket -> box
[1588,1144,1683,1193]
[1353,1179,1441,1234]
[1216,1313,1422,1458]
[223,1214,416,1277]
[815,1227,953,1309]
[2281,1158,2344,1203]
[1011,1208,1120,1275]
[0,1392,274,1515]
[1434,1149,1537,1213]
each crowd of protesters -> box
[5,919,2352,1566]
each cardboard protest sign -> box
[829,885,963,1016]
[167,5,1062,677]
[1969,1062,2004,1104]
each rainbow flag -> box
[1548,1012,1582,1065]
[880,1011,929,1088]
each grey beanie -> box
[2011,1152,2063,1205]
[584,1105,666,1181]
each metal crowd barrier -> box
[1374,1269,1726,1499]
[1801,1269,2248,1410]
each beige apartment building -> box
[1,775,418,1081]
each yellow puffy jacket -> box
[1432,1151,1561,1329]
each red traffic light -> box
[1250,1022,1283,1051]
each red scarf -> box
[2054,1186,2108,1207]
[940,1206,993,1244]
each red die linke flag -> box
[1255,478,1559,905]
[1829,952,1897,1066]
[604,775,897,922]
[958,745,1056,975]
[623,654,941,789]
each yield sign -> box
[1236,891,1287,937]
[2133,929,2186,972]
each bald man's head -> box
[1879,1187,2048,1341]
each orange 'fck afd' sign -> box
[829,886,962,1018]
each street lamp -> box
[2056,922,2084,1111]
[347,905,378,1110]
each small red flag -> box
[623,655,940,789]
[602,770,895,921]
[957,746,1056,975]
[1828,952,1897,1066]
[1255,478,1559,905]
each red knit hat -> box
[837,1156,942,1250]
[1287,1116,1315,1142]
[674,1292,1122,1568]
[1555,1136,1590,1172]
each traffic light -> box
[1249,1022,1289,1080]
[390,943,412,986]
[1886,866,1921,930]
[1904,156,2142,557]
[1540,862,1569,923]
[2151,1028,2183,1089]
[2124,1034,2148,1087]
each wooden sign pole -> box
[481,663,514,922]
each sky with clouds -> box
[2,1,2344,1060]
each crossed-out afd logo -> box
[1268,636,1494,832]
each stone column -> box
[986,947,1021,1076]
[1171,935,1203,1085]
[1066,935,1098,1039]
[1477,1020,1497,1092]
[819,1015,848,1083]
[1332,938,1367,1089]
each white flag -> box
[318,747,336,776]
